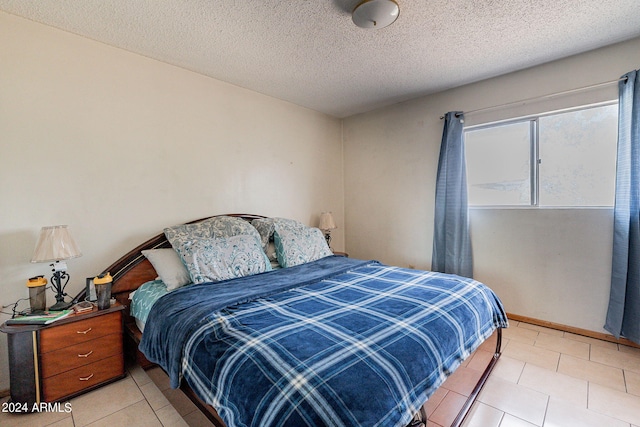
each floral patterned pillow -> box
[252,218,306,247]
[252,218,307,261]
[165,216,261,257]
[164,220,212,250]
[273,226,333,268]
[251,218,276,250]
[207,216,261,241]
[177,235,271,284]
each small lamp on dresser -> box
[31,225,82,311]
[319,212,337,248]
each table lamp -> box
[31,225,82,311]
[318,212,337,247]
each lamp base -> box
[324,232,332,247]
[49,300,72,311]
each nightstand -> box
[0,304,125,407]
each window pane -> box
[466,121,531,206]
[538,104,617,206]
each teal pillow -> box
[274,226,332,268]
[251,217,307,250]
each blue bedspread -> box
[140,256,508,427]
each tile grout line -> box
[128,365,176,424]
[586,380,590,411]
[540,394,550,427]
[129,368,187,427]
[140,382,168,427]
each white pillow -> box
[141,248,191,291]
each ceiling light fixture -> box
[352,0,399,29]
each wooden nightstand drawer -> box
[40,332,123,378]
[42,353,124,402]
[2,304,125,406]
[40,311,122,353]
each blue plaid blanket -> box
[141,256,507,427]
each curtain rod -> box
[440,76,628,120]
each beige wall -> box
[0,12,344,390]
[344,37,640,336]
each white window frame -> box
[464,101,618,209]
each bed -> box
[82,214,507,427]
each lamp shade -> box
[31,225,82,263]
[352,0,399,29]
[319,212,337,231]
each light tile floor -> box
[1,321,639,427]
[456,321,640,427]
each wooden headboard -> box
[73,213,267,315]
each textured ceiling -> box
[2,0,640,118]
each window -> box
[465,103,618,207]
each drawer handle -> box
[78,350,93,358]
[76,327,92,335]
[79,373,94,381]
